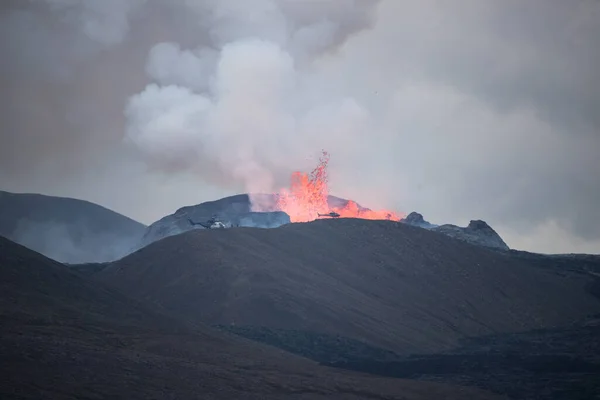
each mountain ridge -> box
[97,218,600,354]
[139,193,512,252]
[0,190,146,263]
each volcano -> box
[137,193,394,248]
[272,151,403,223]
[137,150,510,253]
[137,151,405,249]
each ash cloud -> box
[123,0,379,205]
[1,0,599,254]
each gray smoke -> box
[123,0,380,206]
[11,219,140,264]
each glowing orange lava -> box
[275,151,403,223]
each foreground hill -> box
[97,218,600,354]
[0,190,146,263]
[0,236,503,399]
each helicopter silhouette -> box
[187,215,227,229]
[317,211,341,218]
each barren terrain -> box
[0,235,504,399]
[97,218,600,354]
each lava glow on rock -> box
[275,151,403,223]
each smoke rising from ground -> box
[1,0,599,254]
[11,219,140,264]
[124,1,378,206]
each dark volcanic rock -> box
[0,190,146,263]
[399,211,509,251]
[98,218,600,355]
[0,235,503,400]
[433,220,510,251]
[216,325,403,364]
[504,250,600,274]
[325,314,600,400]
[400,212,437,229]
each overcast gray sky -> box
[1,0,599,254]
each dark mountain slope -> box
[97,218,600,354]
[325,314,600,400]
[0,236,504,400]
[504,249,600,274]
[0,190,146,264]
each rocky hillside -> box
[0,235,504,400]
[401,212,509,251]
[432,220,510,251]
[97,218,599,355]
[400,212,438,229]
[0,190,146,263]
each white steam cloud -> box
[124,0,379,207]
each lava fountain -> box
[275,151,403,223]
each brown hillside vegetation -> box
[98,218,600,354]
[0,235,506,400]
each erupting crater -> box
[274,151,403,223]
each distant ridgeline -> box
[400,212,510,251]
[0,190,146,264]
[138,194,510,252]
[0,189,511,264]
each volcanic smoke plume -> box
[123,1,387,212]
